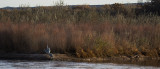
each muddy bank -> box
[0,54,160,66]
[53,54,160,66]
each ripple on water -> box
[0,60,159,69]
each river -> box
[0,60,159,69]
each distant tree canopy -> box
[143,0,160,15]
[151,0,160,3]
[151,0,160,8]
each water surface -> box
[0,60,159,69]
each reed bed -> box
[0,1,160,58]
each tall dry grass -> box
[0,23,160,57]
[0,2,160,58]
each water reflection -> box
[0,60,159,69]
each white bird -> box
[45,45,50,54]
[44,45,53,57]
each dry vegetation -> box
[0,0,160,58]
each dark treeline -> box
[0,0,160,58]
[141,0,160,15]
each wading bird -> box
[44,45,53,57]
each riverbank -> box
[53,54,160,66]
[0,54,160,66]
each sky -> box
[0,0,147,8]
